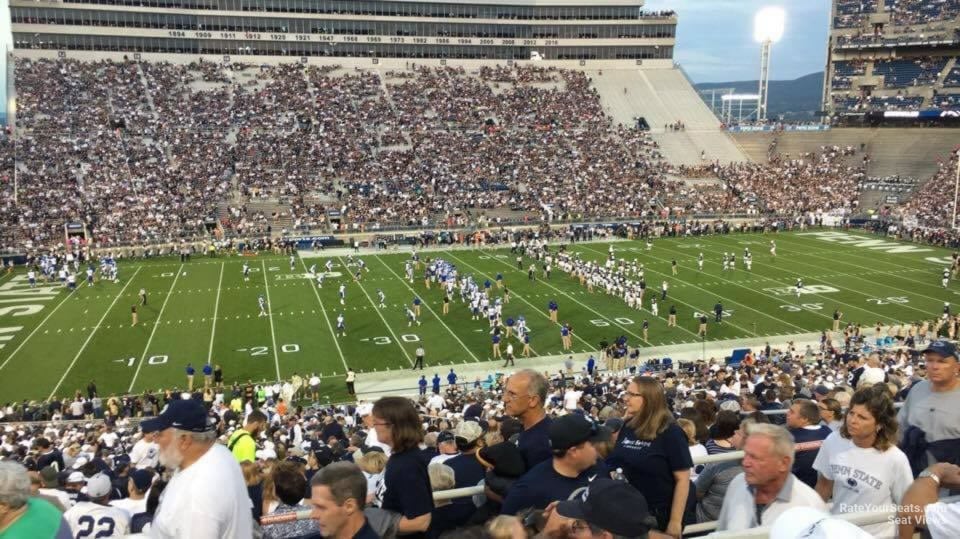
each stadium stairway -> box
[591,68,748,165]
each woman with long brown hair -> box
[607,376,691,538]
[372,396,433,536]
[813,385,913,538]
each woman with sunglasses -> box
[371,396,433,537]
[607,376,691,538]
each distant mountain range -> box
[694,72,824,121]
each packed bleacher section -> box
[3,56,959,257]
[897,152,960,228]
[683,146,865,217]
[5,59,740,252]
[888,0,960,24]
[2,321,958,538]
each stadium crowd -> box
[2,326,960,538]
[3,57,936,257]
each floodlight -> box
[754,7,786,43]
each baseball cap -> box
[130,469,154,493]
[770,507,873,539]
[549,415,611,452]
[454,420,484,446]
[813,385,831,397]
[141,399,215,433]
[921,339,958,360]
[556,479,654,536]
[85,473,113,499]
[437,431,456,444]
[66,471,86,484]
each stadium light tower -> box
[754,7,785,122]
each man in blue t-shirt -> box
[503,370,553,468]
[501,414,611,515]
[432,374,441,394]
[785,399,832,488]
[418,376,427,396]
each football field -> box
[0,229,954,404]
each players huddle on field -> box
[25,252,119,290]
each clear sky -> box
[645,0,832,82]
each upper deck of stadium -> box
[9,0,677,60]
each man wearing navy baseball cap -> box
[898,339,960,475]
[144,399,254,538]
[500,414,611,515]
[546,478,670,539]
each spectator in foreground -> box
[229,410,267,463]
[500,414,610,516]
[503,369,552,469]
[695,416,753,523]
[372,396,433,536]
[817,398,843,432]
[715,423,826,531]
[896,462,960,539]
[898,339,960,475]
[813,385,913,538]
[0,461,72,538]
[785,399,832,488]
[607,376,691,537]
[543,478,672,539]
[770,506,873,539]
[309,462,380,539]
[142,399,253,538]
[63,473,130,537]
[264,461,320,538]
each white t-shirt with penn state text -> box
[150,444,252,539]
[64,501,131,538]
[812,431,913,538]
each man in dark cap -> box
[542,478,669,539]
[501,414,610,515]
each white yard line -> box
[0,284,79,372]
[374,254,482,362]
[47,267,143,399]
[261,260,281,381]
[338,257,414,366]
[127,265,183,392]
[298,256,349,373]
[206,262,225,365]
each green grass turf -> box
[0,229,954,404]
